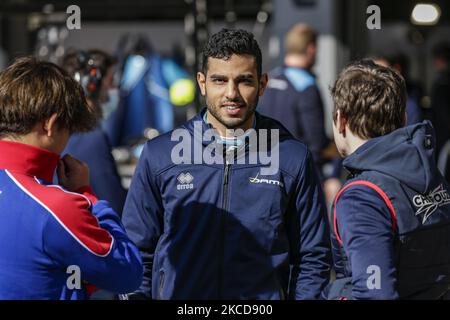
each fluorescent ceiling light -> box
[411,3,441,25]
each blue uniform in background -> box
[104,54,194,147]
[258,66,329,174]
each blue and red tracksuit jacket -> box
[122,110,331,300]
[0,140,143,299]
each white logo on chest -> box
[177,172,194,190]
[249,173,284,187]
[413,184,450,223]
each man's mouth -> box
[222,104,244,116]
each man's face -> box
[197,54,267,131]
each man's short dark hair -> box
[331,59,407,139]
[0,56,97,138]
[202,28,262,77]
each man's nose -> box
[225,81,239,100]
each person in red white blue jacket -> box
[0,57,142,300]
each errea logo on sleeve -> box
[177,172,194,190]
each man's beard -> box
[205,93,259,130]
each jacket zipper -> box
[158,270,165,300]
[218,162,231,298]
[222,163,231,210]
[274,272,286,300]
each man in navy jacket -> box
[122,28,331,300]
[324,60,450,299]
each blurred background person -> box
[61,49,127,216]
[258,23,342,204]
[103,34,196,148]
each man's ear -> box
[197,72,206,96]
[258,73,269,97]
[43,113,59,137]
[336,110,347,136]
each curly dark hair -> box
[201,28,262,77]
[331,59,407,139]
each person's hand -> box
[57,154,90,192]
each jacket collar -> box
[0,140,59,182]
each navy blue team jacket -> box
[326,121,450,299]
[122,110,331,299]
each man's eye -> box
[212,79,225,84]
[240,79,254,86]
